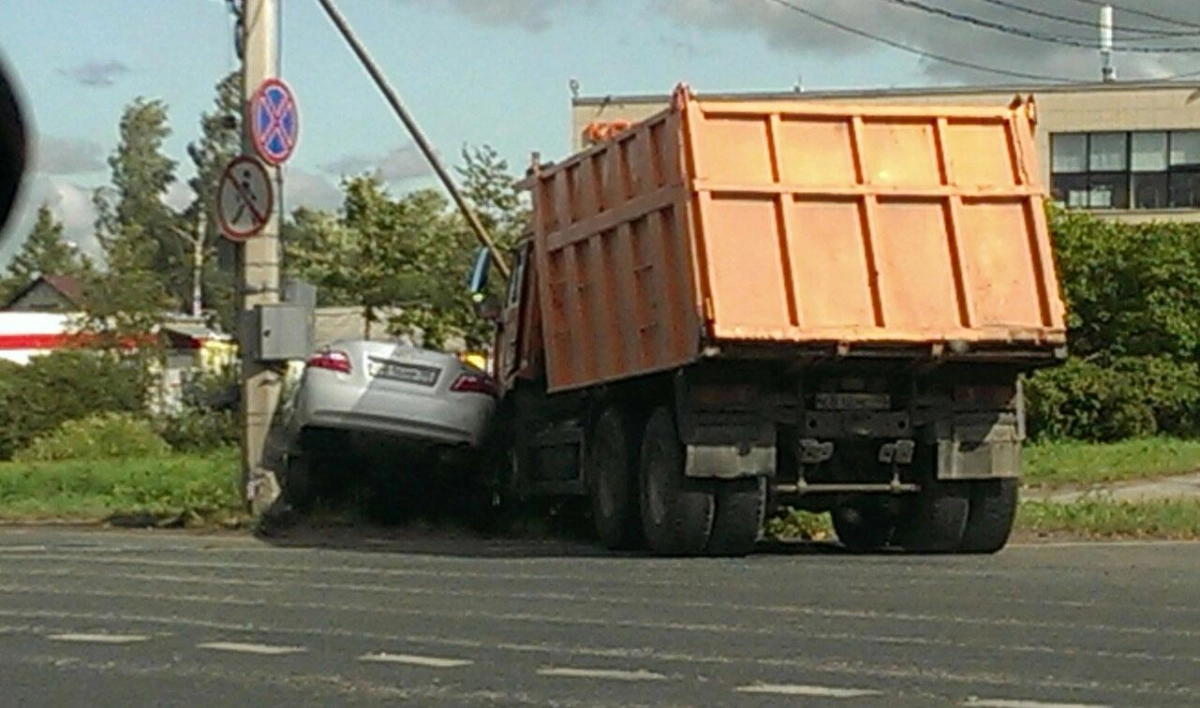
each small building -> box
[571,80,1200,224]
[0,279,234,412]
[1,274,85,313]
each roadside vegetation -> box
[0,353,244,526]
[1024,438,1200,489]
[0,448,242,527]
[1017,498,1200,540]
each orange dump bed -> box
[528,85,1067,393]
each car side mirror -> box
[472,292,502,322]
[467,246,490,295]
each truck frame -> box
[469,84,1067,557]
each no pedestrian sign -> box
[249,78,298,166]
[217,155,274,242]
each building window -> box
[1051,130,1200,211]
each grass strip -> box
[0,448,243,525]
[1016,498,1200,540]
[1023,438,1200,489]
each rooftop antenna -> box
[1100,4,1116,82]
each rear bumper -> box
[305,409,483,448]
[292,376,494,449]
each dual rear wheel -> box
[831,478,1020,554]
[585,405,1019,556]
[585,405,766,557]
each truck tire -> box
[639,407,714,557]
[893,484,969,554]
[959,479,1019,554]
[586,406,643,550]
[832,499,894,553]
[706,477,766,557]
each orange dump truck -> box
[467,84,1066,557]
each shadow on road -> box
[253,510,848,560]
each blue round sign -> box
[249,78,298,166]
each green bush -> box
[1034,210,1200,442]
[158,408,240,453]
[1025,357,1200,442]
[13,412,171,463]
[0,350,150,460]
[1050,209,1200,361]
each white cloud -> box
[319,144,432,184]
[654,0,1200,83]
[393,0,582,32]
[405,0,1200,83]
[164,181,196,213]
[34,135,106,176]
[283,167,343,213]
[0,175,103,267]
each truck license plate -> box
[813,393,891,410]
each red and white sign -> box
[216,155,273,242]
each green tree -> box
[95,97,183,307]
[84,98,179,349]
[285,144,529,350]
[0,204,88,301]
[186,71,241,329]
[388,145,528,349]
[1049,206,1200,360]
[287,176,433,337]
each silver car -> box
[266,339,498,512]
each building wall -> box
[570,83,1200,224]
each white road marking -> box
[197,641,306,656]
[359,652,473,668]
[537,666,667,682]
[737,683,882,698]
[963,700,1112,708]
[47,633,151,644]
[0,546,48,553]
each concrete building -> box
[570,81,1200,224]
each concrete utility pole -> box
[238,0,283,512]
[314,0,510,279]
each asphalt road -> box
[0,528,1198,708]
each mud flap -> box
[684,444,775,480]
[935,413,1021,481]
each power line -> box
[968,0,1200,39]
[764,0,1081,82]
[1060,0,1200,31]
[883,0,1200,53]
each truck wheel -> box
[706,478,766,557]
[639,407,714,556]
[586,406,643,550]
[832,499,894,553]
[893,484,969,554]
[959,479,1019,554]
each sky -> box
[1,0,1199,266]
